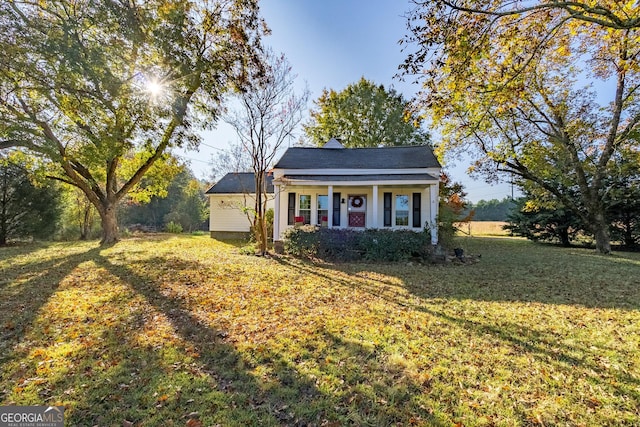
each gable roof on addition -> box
[273,145,440,170]
[206,173,274,194]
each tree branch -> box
[436,0,640,30]
[116,76,201,201]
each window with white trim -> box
[299,195,311,224]
[317,195,328,225]
[395,195,409,226]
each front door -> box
[348,195,366,227]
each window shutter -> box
[383,192,392,227]
[332,192,341,226]
[287,193,296,225]
[413,192,422,228]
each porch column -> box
[273,184,281,241]
[372,185,379,228]
[327,185,333,229]
[430,182,438,245]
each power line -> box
[175,153,211,165]
[199,141,228,151]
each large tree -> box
[0,0,263,244]
[303,77,430,147]
[402,0,640,253]
[225,49,309,255]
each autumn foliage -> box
[438,172,474,248]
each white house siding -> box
[274,185,434,240]
[209,194,275,233]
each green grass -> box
[1,235,639,426]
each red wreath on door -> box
[351,196,363,208]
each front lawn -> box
[1,235,638,426]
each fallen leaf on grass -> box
[186,418,202,427]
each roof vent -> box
[323,138,345,149]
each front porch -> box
[272,176,439,244]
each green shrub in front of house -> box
[358,229,433,261]
[283,226,355,261]
[284,227,433,262]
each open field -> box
[455,221,510,237]
[1,235,639,426]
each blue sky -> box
[182,0,516,203]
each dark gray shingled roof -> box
[273,145,441,170]
[281,174,438,182]
[206,173,274,194]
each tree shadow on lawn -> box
[0,240,52,258]
[82,255,447,426]
[466,237,639,308]
[0,246,104,365]
[44,306,276,426]
[275,257,640,419]
[325,238,640,310]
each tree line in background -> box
[464,198,516,222]
[459,190,640,250]
[119,169,208,234]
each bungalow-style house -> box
[206,172,274,240]
[272,138,441,244]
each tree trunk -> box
[255,215,267,255]
[623,214,634,248]
[253,173,268,256]
[558,227,571,247]
[99,204,119,245]
[592,211,611,254]
[79,206,92,240]
[0,172,7,246]
[0,210,6,246]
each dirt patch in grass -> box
[1,235,639,425]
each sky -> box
[179,0,517,203]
